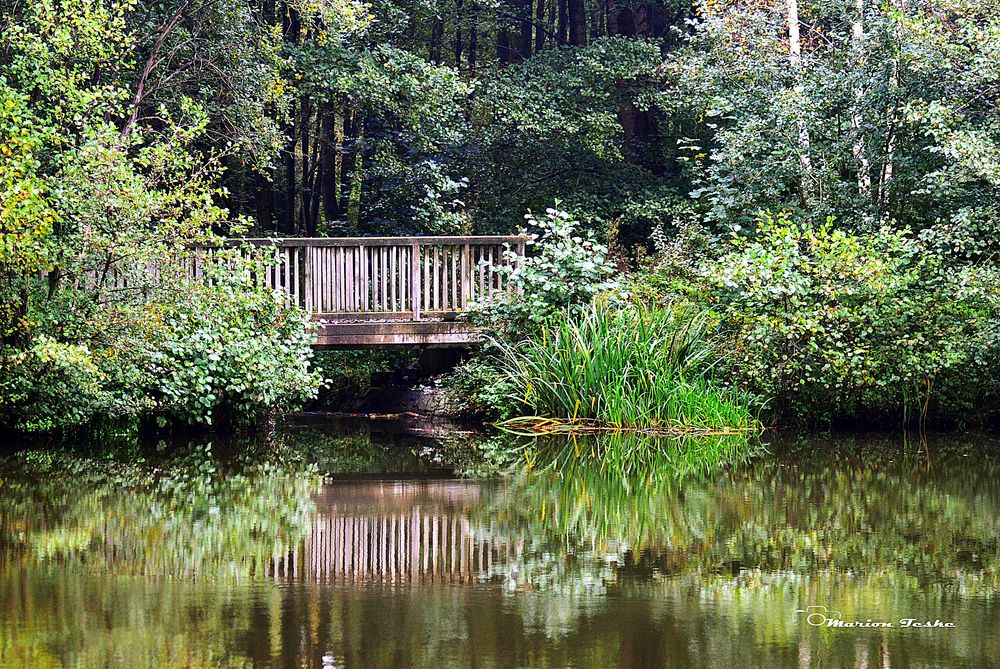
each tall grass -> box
[497,302,757,431]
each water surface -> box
[1,424,998,668]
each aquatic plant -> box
[496,302,757,431]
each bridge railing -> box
[233,236,525,320]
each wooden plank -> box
[330,248,338,313]
[358,246,372,311]
[477,246,485,302]
[352,246,360,312]
[389,244,397,312]
[411,243,421,321]
[462,244,471,309]
[400,245,407,313]
[339,246,347,312]
[324,248,332,313]
[432,246,440,312]
[283,248,291,305]
[450,245,457,310]
[487,246,494,300]
[304,246,313,312]
[423,245,430,313]
[381,246,389,312]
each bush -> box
[472,206,618,332]
[0,250,322,432]
[496,301,757,430]
[703,212,1000,424]
[441,354,519,420]
[144,256,321,426]
[0,336,112,432]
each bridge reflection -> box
[269,481,517,584]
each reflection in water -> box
[0,450,320,579]
[280,481,512,584]
[0,430,999,668]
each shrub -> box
[496,301,757,430]
[703,212,1000,424]
[441,354,519,420]
[473,206,618,332]
[143,256,321,426]
[0,336,112,432]
[0,250,322,432]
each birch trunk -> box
[851,0,873,211]
[787,0,815,203]
[879,57,898,212]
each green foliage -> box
[145,256,320,426]
[474,206,618,329]
[467,37,682,240]
[0,252,322,432]
[295,39,472,234]
[0,336,111,432]
[0,1,321,432]
[497,301,757,430]
[440,355,519,420]
[703,212,1000,423]
[666,0,1000,235]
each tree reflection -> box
[0,442,321,578]
[479,433,1000,594]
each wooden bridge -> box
[236,236,524,347]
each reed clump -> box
[497,302,757,432]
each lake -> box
[0,420,998,668]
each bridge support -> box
[313,319,481,348]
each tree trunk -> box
[850,0,872,213]
[340,102,355,224]
[455,0,464,68]
[347,116,366,234]
[787,0,815,204]
[557,0,568,42]
[255,171,275,231]
[320,104,338,225]
[279,132,296,234]
[611,1,663,174]
[469,2,479,68]
[879,57,898,213]
[605,0,617,35]
[879,0,905,215]
[430,16,444,64]
[300,94,313,234]
[278,1,300,234]
[547,0,557,43]
[568,0,587,45]
[497,27,511,66]
[518,0,533,60]
[535,0,546,52]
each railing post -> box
[514,237,526,295]
[462,244,472,309]
[304,245,313,313]
[410,242,421,321]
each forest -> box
[2,0,1000,432]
